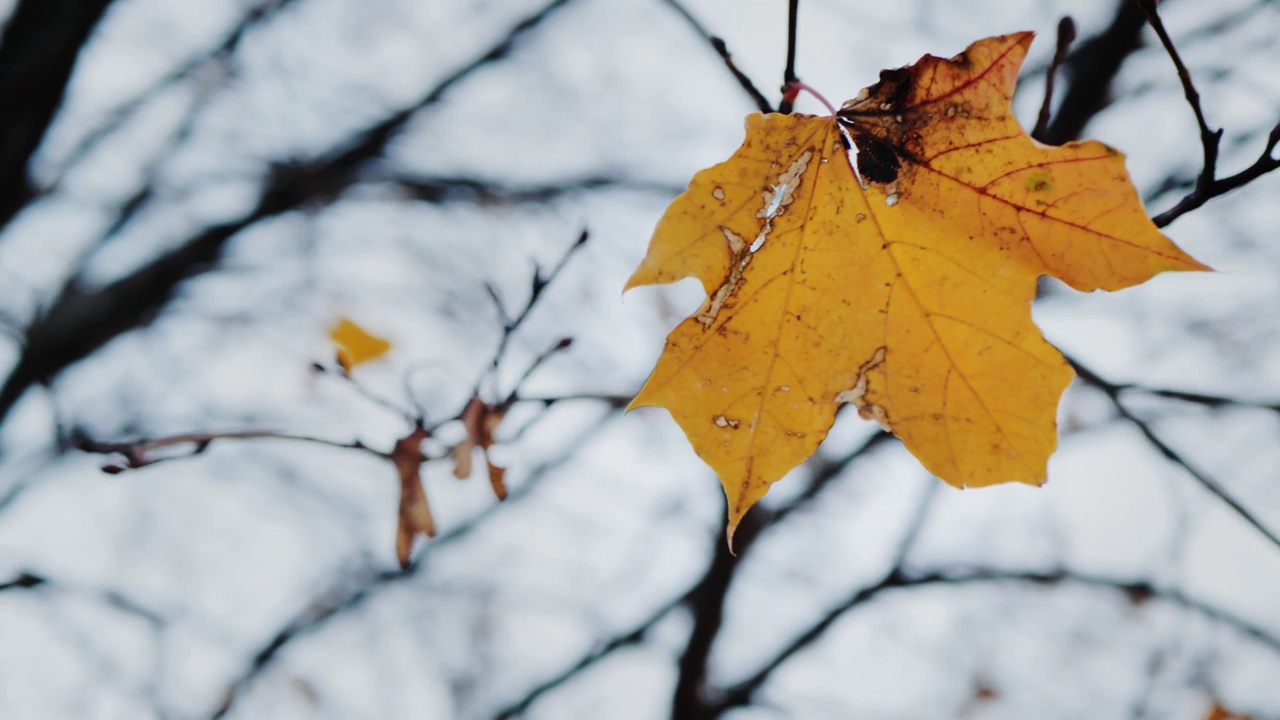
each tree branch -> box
[777,0,800,114]
[657,0,773,114]
[1068,356,1280,554]
[494,429,894,719]
[0,0,582,434]
[1032,17,1077,140]
[41,0,301,192]
[713,478,935,713]
[388,173,682,205]
[1036,0,1147,146]
[0,0,118,231]
[714,566,1280,714]
[74,429,390,472]
[208,406,622,720]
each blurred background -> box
[1,0,1279,717]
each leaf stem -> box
[784,80,836,116]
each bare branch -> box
[657,0,773,114]
[0,0,583,433]
[0,0,117,230]
[497,429,895,719]
[462,229,590,411]
[1037,0,1147,146]
[1152,119,1280,227]
[1069,356,1280,554]
[208,407,622,720]
[387,173,683,205]
[1136,0,1280,226]
[43,0,301,190]
[778,0,800,115]
[714,477,935,712]
[0,572,45,592]
[74,429,390,472]
[1032,17,1077,140]
[715,567,1280,714]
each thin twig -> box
[715,566,1280,713]
[209,407,623,720]
[76,429,390,471]
[44,0,301,190]
[1032,17,1077,140]
[715,478,935,711]
[778,0,801,115]
[1138,0,1220,190]
[495,427,894,718]
[1136,0,1280,227]
[658,0,773,113]
[1068,356,1280,554]
[313,362,416,423]
[1153,119,1280,227]
[468,229,589,405]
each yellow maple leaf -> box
[626,33,1207,539]
[329,318,392,371]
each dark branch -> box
[1068,356,1280,553]
[43,0,302,190]
[714,478,935,713]
[0,0,117,231]
[495,429,894,718]
[1138,0,1220,189]
[209,407,622,720]
[1133,1,1280,226]
[658,0,773,113]
[1152,119,1280,227]
[777,0,800,115]
[715,567,1280,714]
[463,229,590,411]
[1032,17,1077,140]
[74,429,389,472]
[671,510,768,720]
[0,0,581,434]
[493,594,686,720]
[388,173,682,205]
[0,571,45,592]
[1036,0,1147,146]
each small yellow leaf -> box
[627,32,1207,540]
[329,318,391,370]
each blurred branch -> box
[1069,356,1280,554]
[1114,381,1280,414]
[0,0,582,434]
[658,0,773,113]
[494,592,686,720]
[0,572,45,592]
[74,429,390,471]
[493,429,895,719]
[0,0,117,231]
[714,566,1280,714]
[387,173,682,205]
[0,570,165,627]
[1035,0,1147,146]
[713,477,936,713]
[43,0,301,191]
[209,406,622,720]
[1032,17,1077,139]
